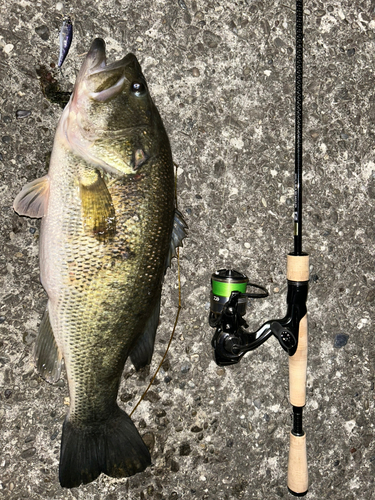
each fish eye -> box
[131,82,146,95]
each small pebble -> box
[170,459,180,472]
[23,331,35,345]
[253,399,261,409]
[143,390,160,403]
[3,44,14,54]
[50,430,59,440]
[194,11,205,22]
[25,435,35,443]
[179,442,191,456]
[191,67,200,77]
[142,431,155,453]
[0,317,5,324]
[181,363,190,373]
[4,389,12,399]
[2,136,11,144]
[191,425,203,433]
[203,30,221,49]
[120,392,133,402]
[267,422,277,434]
[366,289,375,303]
[334,334,349,348]
[347,48,355,57]
[16,110,32,119]
[21,447,36,459]
[178,0,188,10]
[35,25,50,41]
[138,418,146,429]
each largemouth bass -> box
[13,38,187,488]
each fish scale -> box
[13,38,187,487]
[45,150,174,422]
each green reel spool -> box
[209,269,249,326]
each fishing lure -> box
[58,16,73,69]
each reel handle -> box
[286,255,309,496]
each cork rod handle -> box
[286,255,308,495]
[288,432,308,495]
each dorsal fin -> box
[165,209,188,270]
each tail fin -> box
[59,406,151,488]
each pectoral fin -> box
[80,170,116,241]
[130,296,161,370]
[165,209,188,270]
[34,306,63,384]
[13,175,50,218]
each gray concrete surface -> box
[1,0,374,499]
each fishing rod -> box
[208,1,308,496]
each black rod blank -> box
[294,0,303,255]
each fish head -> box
[62,38,166,176]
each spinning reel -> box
[209,268,308,366]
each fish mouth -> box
[84,38,107,71]
[73,38,139,103]
[87,38,136,74]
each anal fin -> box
[34,306,63,383]
[130,296,161,370]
